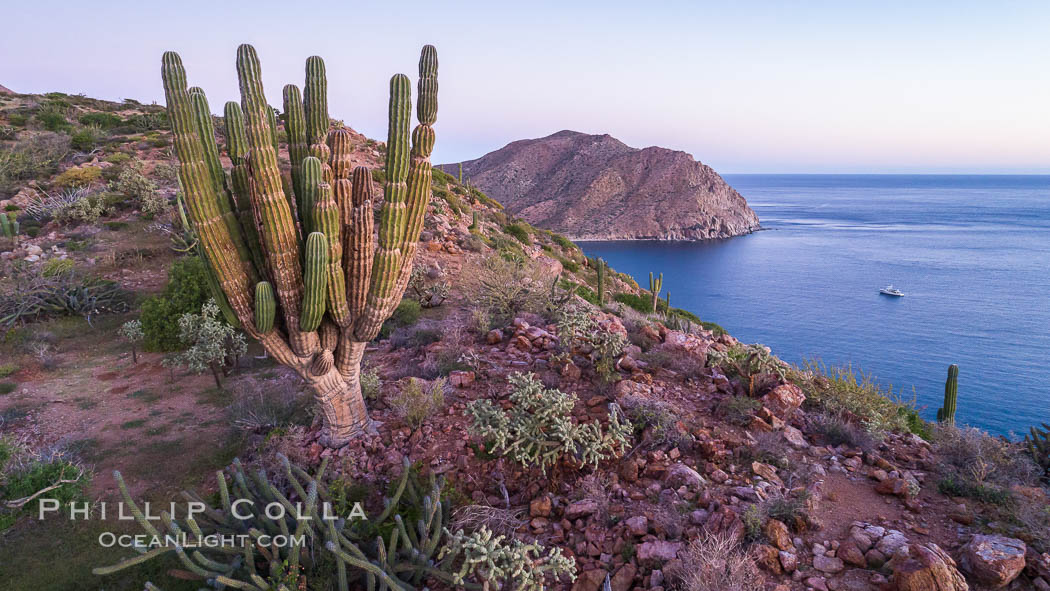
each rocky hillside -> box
[2,90,1049,591]
[446,130,760,241]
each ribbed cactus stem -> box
[283,84,308,211]
[469,210,479,230]
[304,56,331,180]
[457,162,462,183]
[938,364,958,424]
[300,232,328,332]
[162,51,257,333]
[596,258,606,305]
[235,44,306,349]
[648,272,663,313]
[254,281,276,333]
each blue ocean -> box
[578,175,1050,437]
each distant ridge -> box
[445,130,759,241]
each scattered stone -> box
[958,534,1026,588]
[813,554,845,574]
[761,383,805,418]
[530,496,552,518]
[565,499,599,520]
[625,515,648,536]
[448,370,475,388]
[636,540,682,564]
[888,543,968,591]
[764,519,793,551]
[754,544,782,574]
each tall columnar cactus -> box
[457,161,463,183]
[469,210,480,230]
[596,257,606,305]
[161,43,439,447]
[937,364,958,424]
[648,271,663,313]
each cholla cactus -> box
[118,319,144,363]
[467,373,633,474]
[161,43,439,446]
[96,455,574,591]
[165,300,247,388]
[440,526,576,590]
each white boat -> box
[879,285,904,297]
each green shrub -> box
[163,300,246,389]
[7,113,27,127]
[391,377,446,429]
[795,360,916,434]
[379,298,422,339]
[78,112,122,129]
[0,364,17,378]
[52,166,101,189]
[36,104,71,132]
[467,372,633,474]
[504,222,531,244]
[937,475,1011,505]
[140,256,214,351]
[614,292,653,314]
[551,233,575,251]
[0,451,89,532]
[719,395,761,426]
[0,382,15,395]
[69,128,99,151]
[0,133,70,193]
[104,152,132,165]
[41,258,74,276]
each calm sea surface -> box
[578,175,1050,436]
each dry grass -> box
[450,505,526,536]
[671,531,763,591]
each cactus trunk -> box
[648,271,663,313]
[596,257,606,305]
[163,44,438,447]
[937,363,958,424]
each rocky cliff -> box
[445,130,760,240]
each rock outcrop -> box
[445,130,759,241]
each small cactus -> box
[937,364,958,424]
[469,210,480,230]
[648,271,663,313]
[457,161,463,183]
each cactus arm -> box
[162,51,257,332]
[254,281,276,333]
[224,100,267,273]
[311,175,350,328]
[304,56,332,181]
[283,84,308,212]
[236,44,314,354]
[343,165,375,326]
[300,232,329,332]
[354,46,438,341]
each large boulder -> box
[888,543,969,591]
[958,534,1025,588]
[761,383,805,419]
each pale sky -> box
[4,0,1049,173]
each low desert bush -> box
[52,166,101,189]
[78,112,123,129]
[379,298,422,339]
[109,161,163,216]
[794,360,919,435]
[228,383,310,432]
[619,394,690,447]
[933,424,1039,488]
[671,531,762,591]
[503,222,531,244]
[69,127,100,152]
[390,377,446,429]
[0,443,90,532]
[140,256,214,351]
[470,251,547,330]
[719,395,761,427]
[810,412,876,451]
[360,367,381,400]
[0,133,69,193]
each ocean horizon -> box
[578,173,1050,437]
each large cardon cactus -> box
[161,44,438,447]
